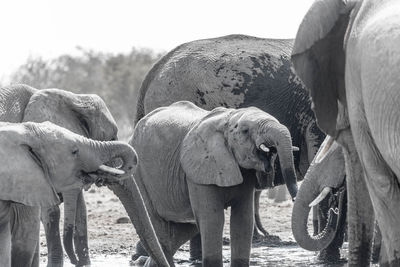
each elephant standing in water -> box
[130,101,298,266]
[133,34,328,260]
[292,0,400,265]
[0,121,137,267]
[0,84,169,267]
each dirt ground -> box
[38,185,366,267]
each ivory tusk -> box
[98,165,125,175]
[309,187,332,207]
[314,136,334,164]
[259,143,270,152]
[292,146,300,151]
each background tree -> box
[9,47,163,139]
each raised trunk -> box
[62,188,81,265]
[108,177,170,267]
[93,140,137,177]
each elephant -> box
[291,137,347,261]
[133,34,326,259]
[0,120,137,267]
[0,84,170,267]
[291,0,400,265]
[129,101,299,266]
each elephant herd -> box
[1,0,400,266]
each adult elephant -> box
[0,121,137,267]
[292,0,400,265]
[130,101,299,267]
[134,34,325,259]
[0,84,169,267]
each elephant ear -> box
[0,127,60,207]
[180,109,243,187]
[291,0,358,137]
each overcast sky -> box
[0,0,314,82]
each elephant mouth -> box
[79,158,131,188]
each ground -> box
[38,185,367,267]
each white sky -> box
[0,0,314,82]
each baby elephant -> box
[0,121,137,267]
[130,101,298,267]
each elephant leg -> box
[74,191,90,266]
[189,234,202,261]
[253,190,267,241]
[41,205,63,267]
[0,201,11,267]
[10,203,40,267]
[133,222,198,266]
[372,222,382,263]
[317,192,347,262]
[230,186,254,267]
[354,145,400,266]
[338,130,374,266]
[187,181,224,267]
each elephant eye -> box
[241,128,249,134]
[72,148,79,155]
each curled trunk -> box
[108,177,170,267]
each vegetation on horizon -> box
[8,47,163,140]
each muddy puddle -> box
[41,242,351,267]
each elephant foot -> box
[132,241,149,261]
[130,255,149,266]
[317,247,342,263]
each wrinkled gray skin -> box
[0,84,118,266]
[0,85,170,267]
[0,121,137,267]
[292,0,400,265]
[291,137,347,260]
[134,34,326,259]
[130,101,298,267]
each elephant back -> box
[0,84,37,122]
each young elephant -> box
[0,121,137,267]
[130,101,298,267]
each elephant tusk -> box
[98,165,125,175]
[309,187,332,207]
[292,146,300,151]
[259,143,270,152]
[314,136,335,164]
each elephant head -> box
[180,106,299,200]
[0,121,136,206]
[291,0,359,137]
[20,88,120,263]
[291,136,346,251]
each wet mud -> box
[39,186,377,267]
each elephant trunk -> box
[62,188,81,265]
[291,164,339,251]
[270,124,298,200]
[108,178,170,267]
[87,140,138,180]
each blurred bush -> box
[9,47,163,140]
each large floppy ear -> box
[0,125,60,207]
[180,109,243,187]
[291,0,358,137]
[22,89,95,137]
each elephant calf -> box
[0,121,138,267]
[129,101,298,267]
